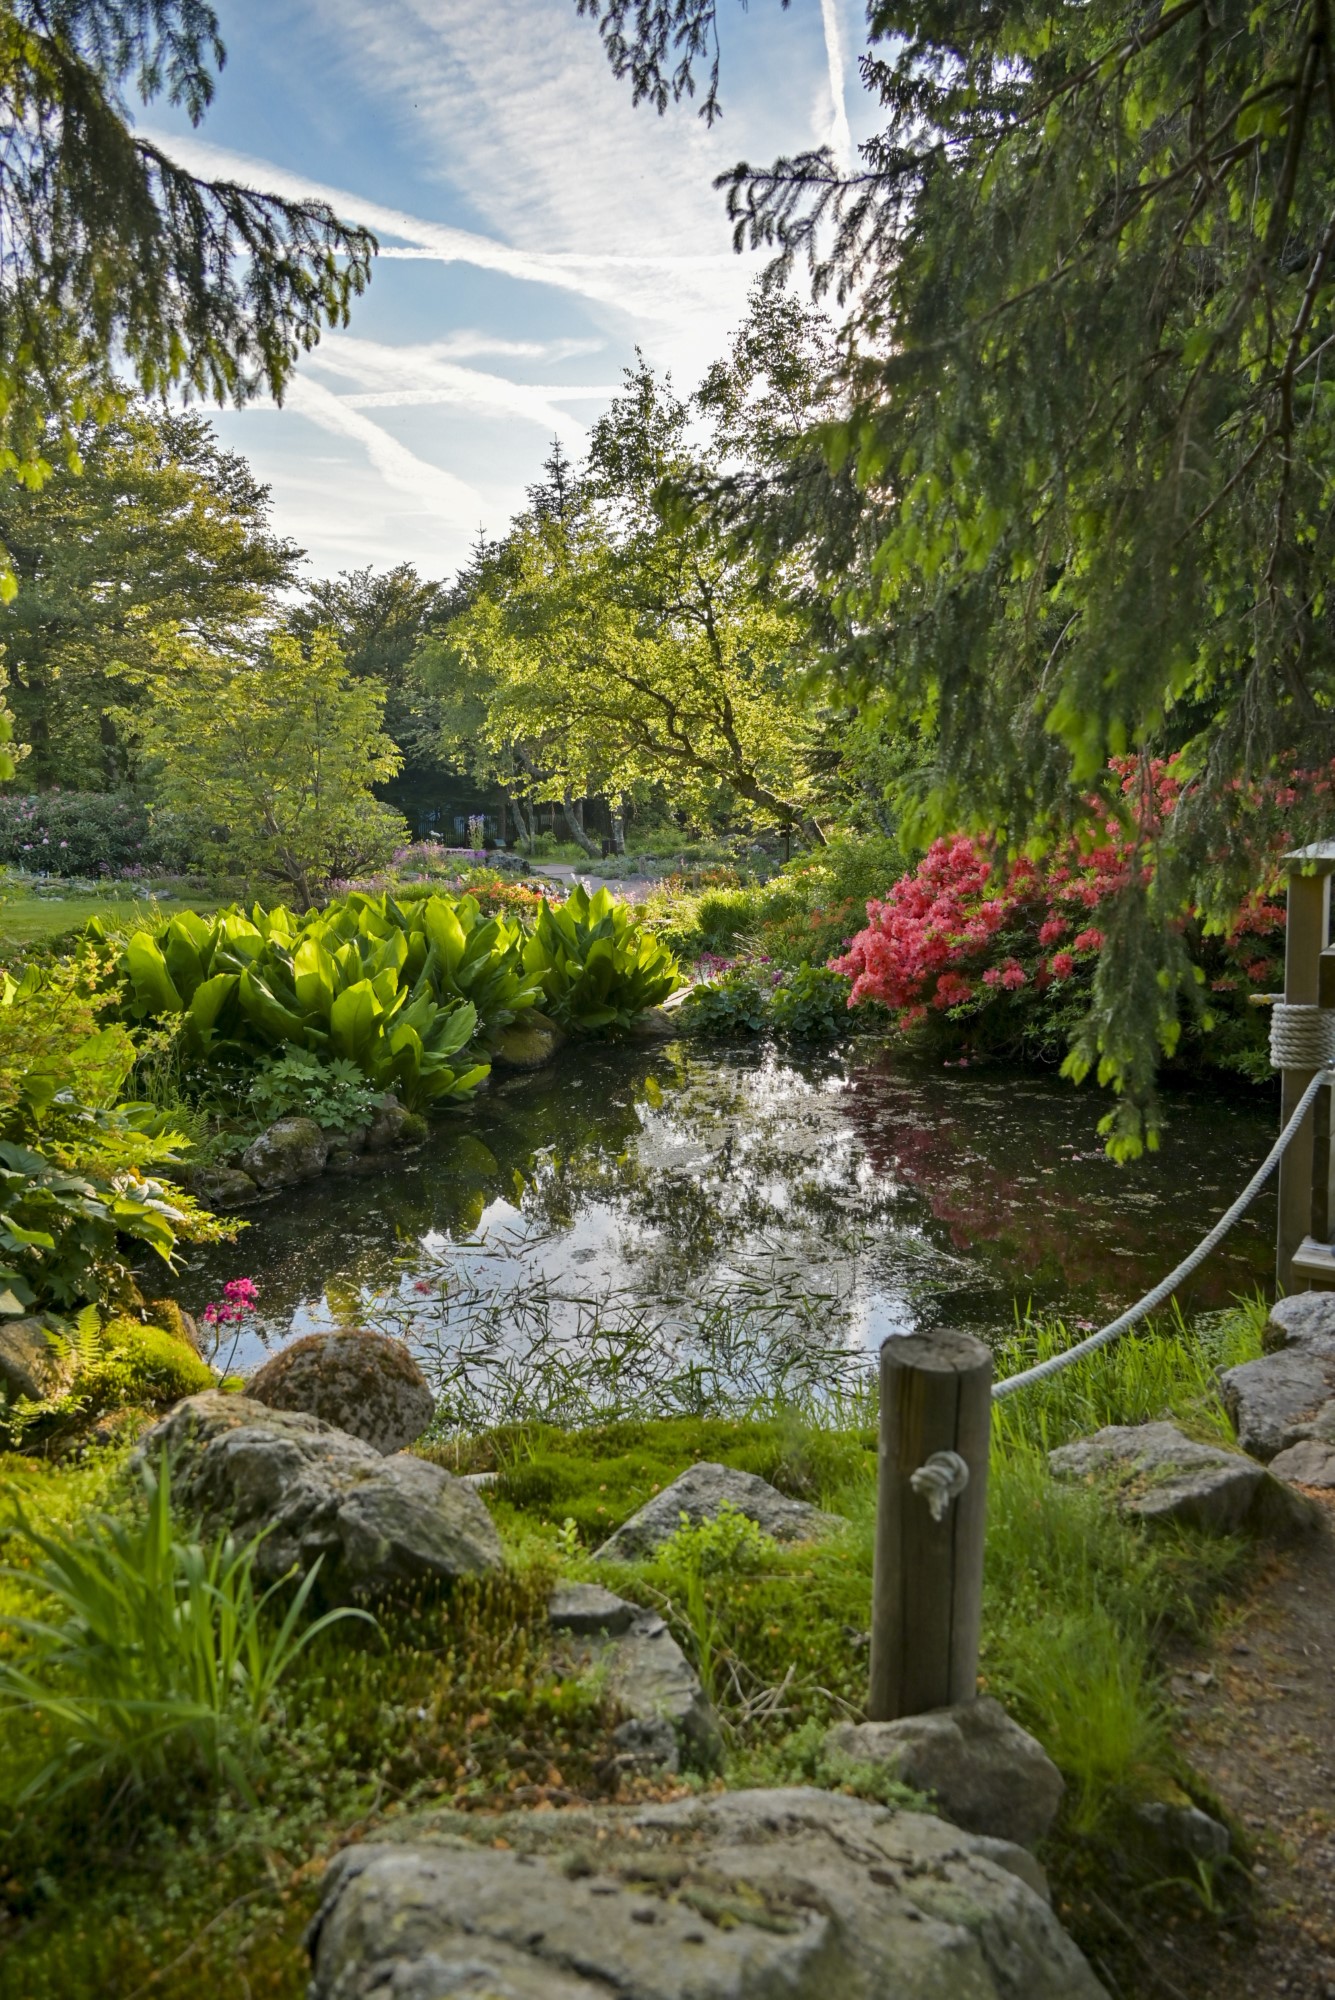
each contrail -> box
[819,0,854,171]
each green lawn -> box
[0,888,224,949]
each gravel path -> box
[1152,1495,1335,1998]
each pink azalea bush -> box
[831,760,1286,1078]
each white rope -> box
[909,1449,970,1522]
[1269,1001,1335,1069]
[991,1065,1334,1400]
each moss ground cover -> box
[0,1303,1270,1996]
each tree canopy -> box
[139,628,405,904]
[419,343,836,849]
[580,0,1335,1151]
[0,0,375,597]
[1,404,299,785]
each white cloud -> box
[303,335,618,441]
[280,376,484,531]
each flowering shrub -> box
[832,763,1285,1080]
[0,793,195,877]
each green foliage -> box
[0,957,226,1315]
[0,409,300,788]
[768,963,850,1041]
[523,883,682,1031]
[101,889,534,1110]
[2,1310,214,1448]
[990,1302,1268,1455]
[0,790,189,875]
[0,2,373,602]
[248,1049,380,1134]
[137,628,407,904]
[0,1142,210,1317]
[682,966,770,1036]
[0,1454,370,1809]
[653,833,903,970]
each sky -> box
[145,0,879,588]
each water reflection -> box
[183,1039,1278,1376]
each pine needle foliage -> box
[0,0,375,597]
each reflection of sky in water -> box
[184,1042,1279,1377]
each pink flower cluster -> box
[831,758,1286,1028]
[202,1276,259,1328]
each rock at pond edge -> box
[138,1392,502,1599]
[239,1117,328,1191]
[245,1329,435,1456]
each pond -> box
[184,1037,1280,1409]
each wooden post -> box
[868,1330,992,1721]
[1276,862,1331,1292]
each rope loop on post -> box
[909,1450,970,1523]
[1269,1001,1335,1069]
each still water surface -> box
[185,1039,1279,1380]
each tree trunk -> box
[561,789,599,858]
[610,797,627,855]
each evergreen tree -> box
[581,0,1335,1151]
[0,0,375,597]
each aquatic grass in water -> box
[368,1270,878,1440]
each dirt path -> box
[1149,1496,1335,1999]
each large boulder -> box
[492,1012,566,1071]
[594,1462,841,1562]
[823,1698,1064,1850]
[239,1117,328,1191]
[186,1163,264,1210]
[1047,1420,1310,1534]
[1220,1348,1335,1461]
[138,1392,502,1599]
[305,1787,1107,2000]
[245,1330,435,1455]
[0,1318,75,1405]
[548,1582,720,1771]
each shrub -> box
[0,959,227,1317]
[682,967,772,1036]
[0,793,195,878]
[769,964,853,1041]
[248,1049,380,1133]
[832,764,1284,1079]
[523,884,682,1032]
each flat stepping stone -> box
[546,1583,718,1770]
[1270,1436,1335,1489]
[593,1461,841,1562]
[1220,1348,1335,1461]
[1048,1421,1311,1535]
[306,1787,1108,2000]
